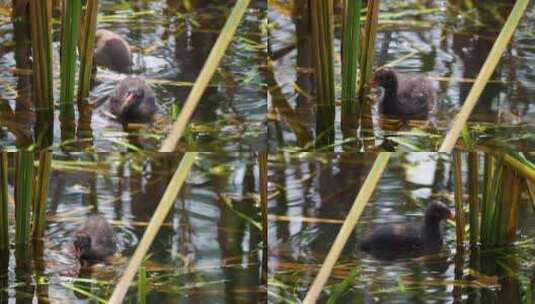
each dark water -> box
[268,153,535,303]
[0,153,264,303]
[0,0,267,151]
[267,0,535,151]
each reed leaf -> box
[480,154,495,244]
[137,265,147,304]
[259,152,268,284]
[341,0,362,137]
[502,153,535,183]
[303,152,392,304]
[505,168,521,243]
[108,152,198,304]
[309,0,335,148]
[15,152,34,245]
[359,0,380,149]
[60,0,82,143]
[77,0,98,102]
[0,152,9,250]
[468,152,479,246]
[452,151,465,248]
[159,0,251,152]
[439,0,530,152]
[358,0,380,96]
[32,151,52,240]
[29,0,54,148]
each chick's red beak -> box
[368,77,377,86]
[73,246,81,259]
[125,92,135,105]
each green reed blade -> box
[138,265,147,304]
[341,0,362,131]
[468,152,479,246]
[77,0,98,102]
[310,0,336,149]
[29,0,54,148]
[32,151,52,240]
[358,0,380,96]
[15,152,34,245]
[0,152,9,250]
[60,0,82,143]
[453,151,465,248]
[359,0,380,150]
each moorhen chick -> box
[109,77,159,123]
[359,202,453,260]
[94,29,133,73]
[371,67,436,120]
[73,215,117,264]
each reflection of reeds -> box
[303,152,391,303]
[29,0,54,147]
[439,0,530,152]
[109,152,198,304]
[160,0,251,152]
[0,152,8,250]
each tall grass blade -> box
[159,0,251,152]
[358,0,380,96]
[0,152,9,250]
[32,151,52,240]
[480,154,495,244]
[303,152,392,303]
[137,265,147,304]
[341,0,362,137]
[453,151,465,248]
[77,0,98,102]
[15,152,34,245]
[468,152,479,246]
[60,0,82,144]
[29,0,54,148]
[310,0,336,148]
[359,0,380,149]
[439,0,530,152]
[108,152,198,304]
[259,152,268,284]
